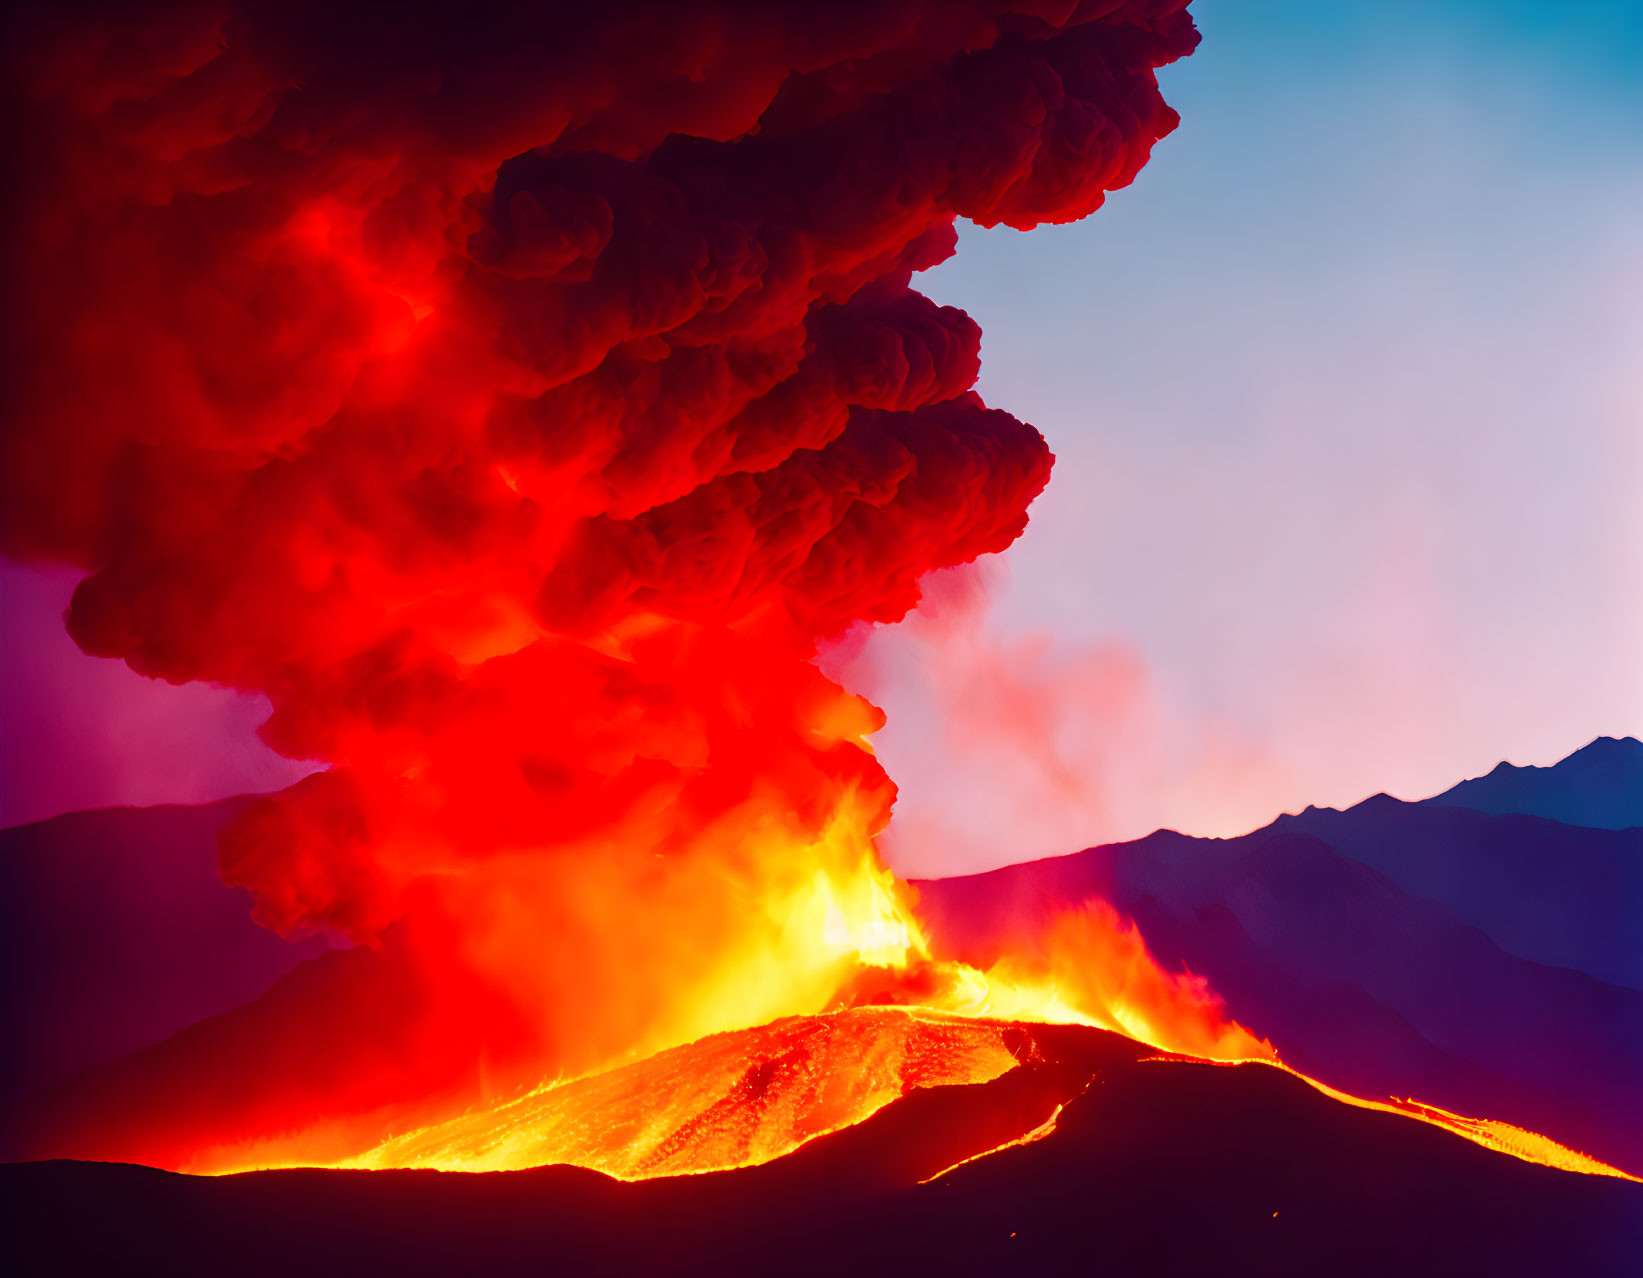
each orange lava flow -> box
[917,1100,1071,1185]
[201,844,1632,1187]
[1267,1063,1639,1183]
[340,1009,1024,1178]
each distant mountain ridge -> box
[1423,735,1643,829]
[916,815,1643,1175]
[916,736,1643,1174]
[1278,797,1642,990]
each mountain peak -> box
[1423,736,1643,830]
[1569,734,1643,760]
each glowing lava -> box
[208,1001,1636,1186]
[340,1009,1029,1178]
[198,876,1634,1187]
[1259,1063,1639,1183]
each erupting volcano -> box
[3,2,1640,1272]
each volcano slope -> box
[5,1015,1640,1278]
[916,796,1643,1175]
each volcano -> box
[3,2,1638,1272]
[7,1013,1642,1277]
[6,742,1643,1274]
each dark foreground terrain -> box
[5,1024,1639,1278]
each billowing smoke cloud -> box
[1,0,1198,1161]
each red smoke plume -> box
[1,1,1199,1165]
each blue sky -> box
[843,0,1643,875]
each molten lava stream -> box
[339,1008,1029,1179]
[1262,1063,1639,1182]
[203,881,1635,1187]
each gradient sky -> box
[4,0,1640,859]
[834,0,1643,876]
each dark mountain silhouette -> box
[1424,735,1643,830]
[0,930,528,1171]
[916,812,1643,1174]
[5,1021,1640,1278]
[0,801,324,1107]
[1278,798,1643,990]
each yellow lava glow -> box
[918,1101,1070,1185]
[203,794,1637,1188]
[1147,1056,1641,1183]
[1274,1062,1640,1182]
[339,1008,1024,1178]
